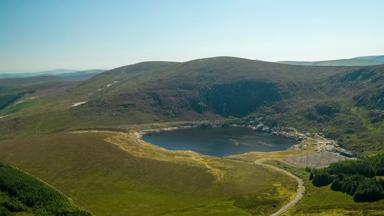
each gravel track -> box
[254,159,305,216]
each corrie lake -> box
[143,127,297,156]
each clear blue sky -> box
[1,0,383,72]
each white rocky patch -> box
[106,80,119,88]
[71,101,88,107]
[0,115,9,119]
[97,81,119,92]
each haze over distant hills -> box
[279,55,384,66]
[0,69,105,80]
[2,54,382,81]
[1,54,382,80]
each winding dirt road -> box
[254,159,305,216]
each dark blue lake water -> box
[142,127,297,156]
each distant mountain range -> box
[279,55,384,66]
[1,54,383,80]
[0,69,105,80]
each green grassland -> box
[267,161,384,216]
[0,132,297,215]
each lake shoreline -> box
[134,120,354,160]
[140,125,298,157]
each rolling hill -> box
[0,69,105,80]
[279,55,384,66]
[1,57,384,153]
[64,57,354,119]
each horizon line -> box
[1,53,383,74]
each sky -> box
[0,0,384,72]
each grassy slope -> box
[0,75,81,136]
[0,132,297,216]
[69,57,352,101]
[0,57,357,136]
[273,105,384,154]
[0,162,89,216]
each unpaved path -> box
[254,159,304,216]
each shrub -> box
[312,169,334,187]
[0,206,11,216]
[328,160,375,177]
[353,178,384,202]
[311,155,384,202]
[376,168,384,176]
[0,163,92,215]
[309,172,314,180]
[2,197,26,212]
